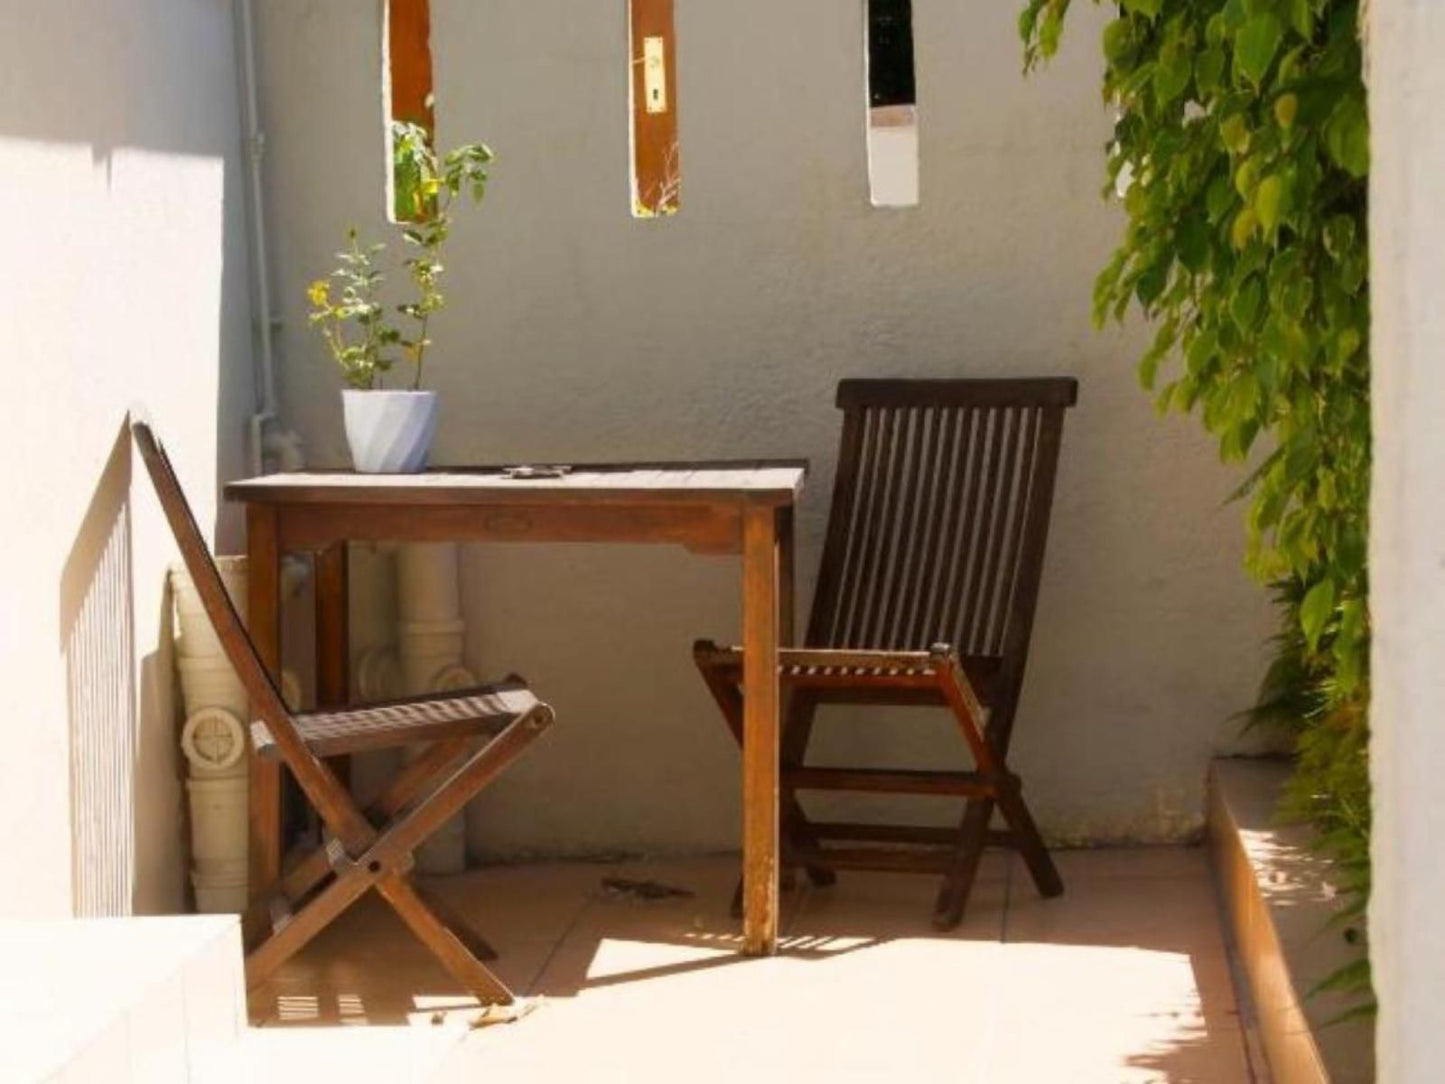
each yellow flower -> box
[307,279,330,308]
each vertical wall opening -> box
[629,0,681,218]
[866,0,919,208]
[384,0,436,223]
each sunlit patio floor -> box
[247,847,1262,1082]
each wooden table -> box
[225,461,806,956]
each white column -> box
[171,559,252,914]
[1368,2,1445,1079]
[396,543,475,873]
[347,543,404,806]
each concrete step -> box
[229,1025,467,1084]
[1209,758,1375,1083]
[1,915,245,1083]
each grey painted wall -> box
[255,0,1275,857]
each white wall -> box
[255,0,1275,856]
[1368,0,1445,1078]
[0,1,254,917]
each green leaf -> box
[1186,326,1219,374]
[1177,215,1210,272]
[1136,252,1172,307]
[1301,578,1337,650]
[1231,275,1263,331]
[1206,173,1236,222]
[1123,0,1163,19]
[1324,96,1370,178]
[1195,47,1226,93]
[1103,18,1133,60]
[1289,0,1316,38]
[1255,174,1285,231]
[1231,207,1258,249]
[1324,214,1358,262]
[1154,46,1192,103]
[1220,114,1251,154]
[1234,13,1283,87]
[1234,158,1262,200]
[1274,92,1298,130]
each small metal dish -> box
[501,465,572,480]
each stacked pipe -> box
[171,558,253,914]
[396,543,475,873]
[345,543,404,807]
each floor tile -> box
[1049,844,1213,882]
[251,849,1253,1084]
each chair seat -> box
[251,681,541,761]
[693,643,1002,705]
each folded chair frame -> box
[132,413,555,1010]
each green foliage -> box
[1250,579,1374,1017]
[1020,0,1372,1009]
[306,229,401,391]
[306,125,493,392]
[389,121,493,390]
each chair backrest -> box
[132,412,381,852]
[129,413,295,734]
[807,378,1077,721]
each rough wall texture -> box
[255,0,1275,856]
[1368,0,1445,1079]
[0,1,254,917]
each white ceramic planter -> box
[342,389,438,473]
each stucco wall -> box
[255,0,1275,856]
[1368,0,1445,1079]
[0,1,254,916]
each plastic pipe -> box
[396,543,474,873]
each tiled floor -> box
[249,848,1262,1082]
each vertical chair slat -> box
[940,405,998,652]
[887,406,944,649]
[984,406,1041,656]
[990,403,1070,747]
[831,406,887,646]
[863,405,914,646]
[968,405,1025,656]
[840,406,897,646]
[904,405,965,650]
[874,407,929,648]
[916,406,977,648]
[809,406,869,648]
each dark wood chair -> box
[131,412,556,1012]
[694,378,1077,929]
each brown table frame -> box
[227,464,804,956]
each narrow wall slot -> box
[384,0,436,222]
[629,0,681,217]
[866,0,920,208]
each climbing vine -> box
[1019,0,1372,1008]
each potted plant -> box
[306,122,493,473]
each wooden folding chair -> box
[695,378,1076,929]
[131,413,556,1011]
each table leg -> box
[778,505,795,645]
[246,504,283,899]
[741,504,781,955]
[315,543,351,784]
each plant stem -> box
[413,307,430,391]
